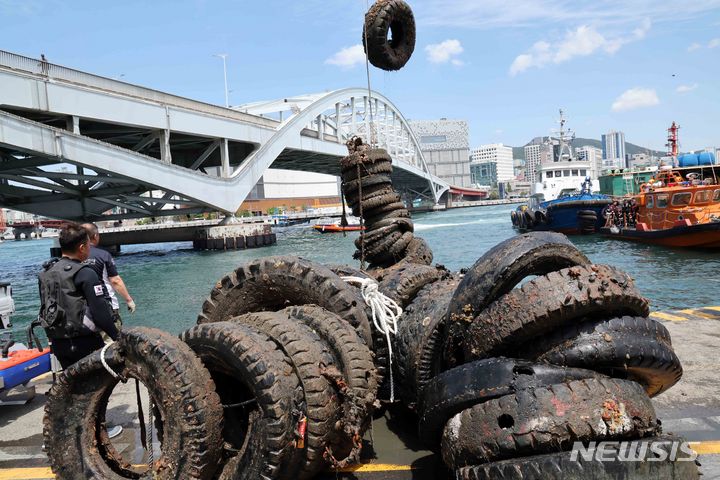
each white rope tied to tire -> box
[100,341,122,380]
[342,276,402,402]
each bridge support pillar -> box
[220,138,230,178]
[159,129,172,163]
[65,116,80,134]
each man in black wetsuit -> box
[38,223,119,369]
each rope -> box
[100,342,123,380]
[147,398,154,470]
[356,164,366,268]
[363,0,375,146]
[342,276,402,402]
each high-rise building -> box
[575,145,603,178]
[409,119,472,187]
[524,144,542,185]
[470,144,514,185]
[602,131,626,169]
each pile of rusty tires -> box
[384,231,696,479]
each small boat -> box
[600,167,720,248]
[313,216,364,233]
[1,282,52,399]
[512,187,611,235]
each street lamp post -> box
[213,53,229,108]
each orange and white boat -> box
[601,167,720,248]
[312,217,364,233]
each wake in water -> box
[414,217,505,231]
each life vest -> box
[37,257,93,340]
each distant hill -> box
[512,137,664,161]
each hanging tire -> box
[456,435,699,480]
[510,210,517,226]
[279,306,378,466]
[534,210,547,224]
[529,316,682,397]
[442,232,590,368]
[393,276,460,409]
[44,327,224,480]
[230,312,339,478]
[400,237,434,266]
[363,0,416,71]
[342,174,393,196]
[378,263,445,307]
[341,159,393,177]
[359,192,402,212]
[462,264,650,360]
[417,359,600,448]
[197,256,372,348]
[441,377,659,468]
[180,322,300,480]
[523,210,535,227]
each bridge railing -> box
[0,50,278,129]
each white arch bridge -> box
[0,50,457,222]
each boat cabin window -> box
[555,170,561,177]
[671,192,692,206]
[563,170,570,177]
[647,195,654,208]
[656,195,668,208]
[546,171,554,178]
[572,169,579,176]
[580,169,587,176]
[714,190,720,202]
[695,190,711,204]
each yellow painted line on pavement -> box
[0,467,52,480]
[704,306,720,312]
[678,309,719,320]
[690,440,720,455]
[338,463,414,472]
[650,311,690,322]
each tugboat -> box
[313,216,364,233]
[511,110,611,234]
[600,166,720,248]
[0,282,52,404]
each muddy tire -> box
[343,174,392,196]
[180,322,299,480]
[371,216,414,232]
[198,256,372,348]
[418,359,600,448]
[446,231,589,321]
[345,185,394,205]
[363,0,416,71]
[462,264,650,361]
[341,160,393,178]
[230,312,339,478]
[528,316,681,397]
[456,436,699,480]
[378,263,445,307]
[340,148,391,171]
[441,377,659,468]
[279,306,377,464]
[401,237,434,265]
[358,192,402,212]
[44,327,224,480]
[326,264,372,281]
[394,276,460,409]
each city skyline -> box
[0,1,718,152]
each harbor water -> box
[1,204,719,336]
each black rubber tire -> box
[370,216,414,232]
[462,264,650,360]
[443,232,590,368]
[340,148,391,171]
[279,306,378,463]
[363,0,416,71]
[366,208,411,225]
[394,276,460,409]
[230,312,339,478]
[344,185,394,206]
[534,211,547,224]
[441,377,659,468]
[528,316,682,397]
[342,174,392,196]
[363,201,407,220]
[510,211,518,226]
[356,224,400,247]
[326,264,372,281]
[523,210,534,227]
[578,210,596,216]
[361,230,404,259]
[180,322,298,480]
[378,263,445,307]
[44,327,224,480]
[418,359,601,448]
[358,192,402,212]
[456,435,699,480]
[197,256,372,348]
[341,159,393,178]
[401,236,433,266]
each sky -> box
[1,0,719,152]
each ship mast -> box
[666,121,679,159]
[553,109,575,162]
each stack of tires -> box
[389,232,697,479]
[340,137,433,268]
[578,209,598,234]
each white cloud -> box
[325,45,365,69]
[510,20,649,75]
[676,83,699,93]
[709,38,720,48]
[611,88,660,112]
[688,42,702,52]
[425,39,464,65]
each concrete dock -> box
[1,308,719,479]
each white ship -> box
[533,110,599,201]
